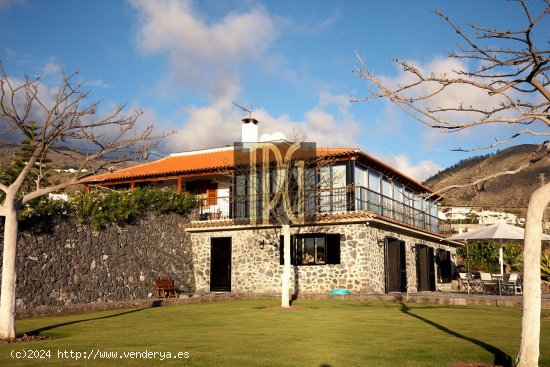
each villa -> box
[84,117,461,296]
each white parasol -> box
[447,221,550,275]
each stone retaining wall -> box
[0,213,194,313]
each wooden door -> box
[210,237,232,292]
[385,238,407,292]
[416,245,435,291]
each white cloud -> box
[0,73,154,154]
[282,8,340,35]
[0,75,58,126]
[380,57,510,123]
[371,152,442,183]
[4,48,17,58]
[0,0,26,10]
[88,79,113,89]
[165,96,241,151]
[369,56,534,154]
[166,92,362,151]
[42,60,61,76]
[130,0,276,99]
[255,105,361,148]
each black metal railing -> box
[195,185,451,235]
[352,186,451,235]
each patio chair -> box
[459,272,482,294]
[459,273,472,293]
[480,272,498,295]
[458,273,470,293]
[505,273,522,295]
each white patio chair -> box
[505,273,522,295]
[459,273,471,293]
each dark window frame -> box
[280,233,340,266]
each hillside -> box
[423,144,550,213]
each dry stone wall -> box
[0,213,194,313]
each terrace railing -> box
[352,186,451,235]
[196,185,451,235]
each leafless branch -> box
[352,0,550,156]
[0,65,169,207]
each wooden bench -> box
[155,278,178,298]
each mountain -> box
[423,144,550,213]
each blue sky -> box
[1,0,548,181]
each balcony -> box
[195,185,451,235]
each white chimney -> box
[241,117,259,142]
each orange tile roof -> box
[83,146,357,184]
[84,147,236,183]
[82,145,437,196]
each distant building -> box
[48,193,69,201]
[53,168,88,174]
[438,206,525,234]
[478,210,525,226]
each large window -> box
[429,200,439,232]
[354,166,367,210]
[368,171,381,214]
[319,165,347,212]
[404,189,414,225]
[297,236,326,265]
[368,170,380,192]
[382,179,393,217]
[355,166,367,187]
[413,198,424,228]
[393,184,404,221]
[233,174,248,219]
[280,233,341,265]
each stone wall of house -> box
[189,221,456,295]
[0,213,194,312]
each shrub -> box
[17,188,197,231]
[457,241,501,273]
[18,197,70,233]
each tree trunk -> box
[281,224,291,308]
[0,206,19,339]
[516,182,550,367]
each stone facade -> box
[1,213,194,312]
[189,220,456,295]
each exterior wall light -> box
[378,239,385,247]
[258,240,265,250]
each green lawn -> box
[1,299,549,367]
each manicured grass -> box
[1,299,549,367]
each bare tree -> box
[352,1,549,365]
[0,66,164,339]
[229,141,343,307]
